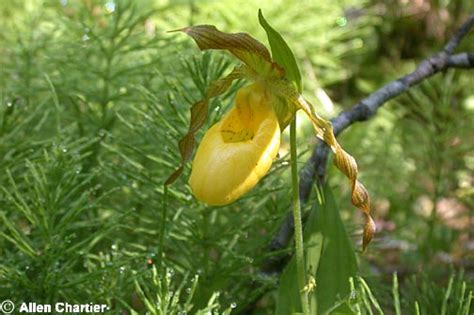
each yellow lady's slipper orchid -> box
[189,82,280,205]
[167,20,375,249]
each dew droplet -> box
[6,102,12,107]
[350,290,357,299]
[54,261,62,271]
[230,302,237,309]
[111,244,117,250]
[104,1,116,13]
[82,34,90,41]
[119,266,125,274]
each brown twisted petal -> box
[334,151,375,250]
[293,93,376,251]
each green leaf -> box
[258,9,302,93]
[276,185,358,314]
[313,185,358,313]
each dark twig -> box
[261,14,474,276]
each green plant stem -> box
[290,116,310,315]
[393,272,401,315]
[158,184,168,271]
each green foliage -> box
[348,272,473,315]
[134,266,233,314]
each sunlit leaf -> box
[258,9,302,93]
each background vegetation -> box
[0,0,473,314]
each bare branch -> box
[443,15,474,54]
[447,52,474,68]
[262,15,474,275]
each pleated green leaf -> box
[276,185,358,314]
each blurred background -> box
[0,0,473,314]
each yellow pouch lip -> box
[189,83,281,206]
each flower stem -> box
[290,116,310,315]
